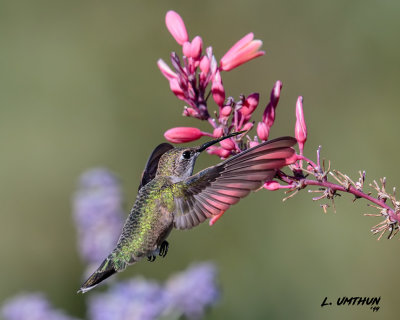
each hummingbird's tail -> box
[77,257,117,294]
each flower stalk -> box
[158,10,400,238]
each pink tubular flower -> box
[169,78,185,101]
[220,106,232,117]
[206,146,231,159]
[199,56,210,74]
[211,71,225,107]
[249,140,259,148]
[183,107,199,117]
[189,36,203,60]
[213,127,224,138]
[262,80,282,135]
[165,11,188,45]
[219,138,235,151]
[219,33,265,71]
[257,121,270,141]
[164,127,209,143]
[295,96,307,154]
[241,122,254,132]
[264,181,293,191]
[240,93,259,117]
[264,181,282,191]
[157,59,177,81]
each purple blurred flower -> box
[87,262,219,320]
[88,279,168,320]
[1,293,80,320]
[73,168,124,272]
[165,262,219,320]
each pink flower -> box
[262,81,282,126]
[219,138,235,151]
[199,56,210,74]
[211,71,225,107]
[183,107,199,117]
[249,140,259,148]
[240,93,259,116]
[206,146,231,159]
[157,59,177,81]
[220,33,265,71]
[165,11,188,45]
[295,96,307,153]
[257,121,269,141]
[264,181,282,191]
[169,78,185,101]
[164,127,208,143]
[241,122,254,132]
[264,181,293,190]
[213,127,224,138]
[220,106,232,117]
[188,36,203,60]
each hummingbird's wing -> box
[139,143,174,190]
[173,136,297,229]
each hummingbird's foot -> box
[159,240,169,258]
[147,255,156,262]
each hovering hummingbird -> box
[78,133,296,293]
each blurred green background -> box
[1,0,400,319]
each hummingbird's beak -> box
[196,131,245,153]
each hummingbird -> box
[78,133,296,293]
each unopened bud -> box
[257,122,269,141]
[211,71,225,107]
[264,181,282,191]
[165,11,189,45]
[240,93,259,116]
[164,127,205,143]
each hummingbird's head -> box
[156,131,244,181]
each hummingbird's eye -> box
[182,150,191,159]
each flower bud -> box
[207,146,231,158]
[295,96,307,152]
[182,41,191,57]
[211,71,225,107]
[157,59,177,81]
[220,33,265,71]
[199,56,210,74]
[264,181,282,191]
[219,138,235,151]
[164,127,204,143]
[240,93,259,116]
[213,127,224,138]
[190,36,203,60]
[169,78,185,101]
[183,107,198,117]
[241,122,254,132]
[256,122,269,141]
[220,106,232,117]
[165,11,188,45]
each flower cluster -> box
[159,10,294,159]
[159,10,400,238]
[1,293,80,320]
[73,168,125,277]
[2,168,220,320]
[89,263,219,320]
